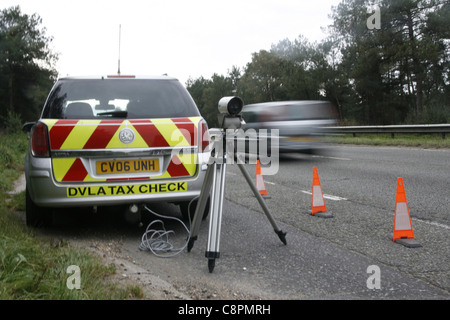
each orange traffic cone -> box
[392,178,421,247]
[310,167,332,218]
[255,160,270,199]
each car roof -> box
[58,75,179,81]
[243,100,332,110]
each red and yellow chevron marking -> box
[44,118,200,150]
[44,118,201,182]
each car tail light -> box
[31,122,50,157]
[201,120,210,152]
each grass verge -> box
[325,133,450,149]
[0,132,143,300]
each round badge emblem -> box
[119,128,135,145]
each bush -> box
[0,111,23,134]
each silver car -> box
[241,101,338,154]
[23,75,210,226]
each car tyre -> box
[26,186,52,227]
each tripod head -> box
[217,96,246,130]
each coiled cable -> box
[138,198,197,258]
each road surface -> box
[17,144,450,300]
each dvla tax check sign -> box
[67,182,187,197]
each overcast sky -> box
[3,0,342,85]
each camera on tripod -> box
[188,96,287,273]
[217,96,246,130]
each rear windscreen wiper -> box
[97,111,128,118]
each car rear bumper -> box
[25,153,208,208]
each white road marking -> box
[229,170,450,230]
[412,217,450,230]
[300,190,347,201]
[241,173,348,201]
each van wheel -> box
[179,198,210,222]
[26,187,52,227]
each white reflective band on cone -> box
[256,175,265,190]
[313,185,325,206]
[395,202,412,230]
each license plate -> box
[96,158,160,175]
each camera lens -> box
[227,97,242,116]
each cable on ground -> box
[138,198,197,258]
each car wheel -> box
[179,197,210,222]
[26,187,52,227]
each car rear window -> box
[286,103,335,121]
[242,102,336,122]
[41,78,201,119]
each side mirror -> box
[22,122,36,133]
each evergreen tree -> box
[0,6,58,127]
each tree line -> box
[186,0,449,127]
[0,6,57,132]
[1,1,448,130]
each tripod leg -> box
[237,163,287,245]
[187,164,214,252]
[205,161,227,272]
